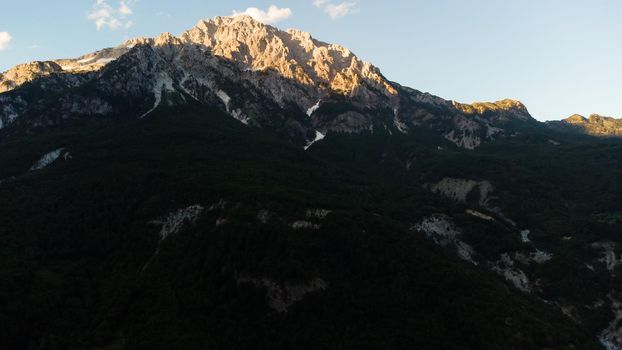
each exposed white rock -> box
[411,214,477,265]
[178,71,199,101]
[217,89,231,107]
[465,209,494,221]
[306,100,321,117]
[77,57,96,64]
[237,276,328,313]
[304,131,325,150]
[150,205,204,240]
[306,209,332,219]
[593,242,621,272]
[30,148,65,171]
[291,220,321,230]
[548,139,561,146]
[486,125,504,138]
[139,72,175,118]
[208,199,227,211]
[600,296,622,350]
[95,58,116,65]
[142,204,205,272]
[181,15,398,101]
[514,250,553,265]
[0,61,64,93]
[444,129,481,150]
[393,108,409,133]
[215,89,250,124]
[491,253,531,292]
[520,230,531,243]
[430,177,493,206]
[531,250,553,264]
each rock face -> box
[547,114,622,137]
[411,214,477,265]
[429,177,494,206]
[0,61,64,93]
[0,15,538,148]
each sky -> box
[1,0,621,121]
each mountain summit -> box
[0,15,539,149]
[547,113,622,136]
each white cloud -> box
[0,31,11,51]
[314,1,358,19]
[325,2,358,19]
[119,1,133,16]
[232,5,292,24]
[87,0,134,31]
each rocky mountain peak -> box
[452,99,532,122]
[0,61,64,93]
[179,15,397,98]
[564,113,620,125]
[565,114,587,123]
[547,113,622,137]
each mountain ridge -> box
[0,15,540,150]
[547,113,622,137]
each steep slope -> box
[0,107,601,350]
[0,15,538,149]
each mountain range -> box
[2,15,622,350]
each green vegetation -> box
[1,105,619,349]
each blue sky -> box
[1,0,621,121]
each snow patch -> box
[30,148,65,171]
[304,131,325,150]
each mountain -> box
[2,15,622,350]
[0,15,539,149]
[547,114,622,137]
